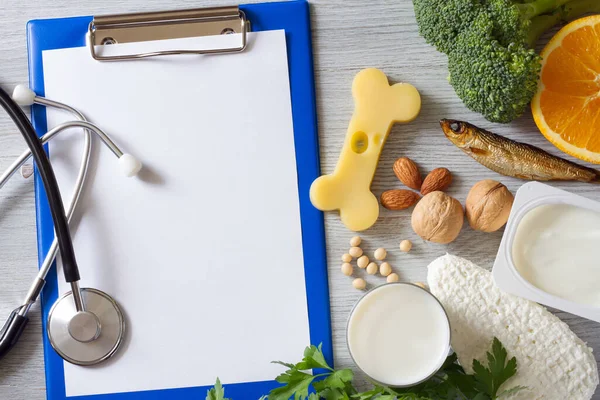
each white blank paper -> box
[42,30,310,397]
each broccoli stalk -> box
[528,0,600,46]
[487,0,584,47]
[563,0,600,20]
[516,0,572,19]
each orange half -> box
[532,15,600,163]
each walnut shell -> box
[411,191,464,244]
[466,180,514,232]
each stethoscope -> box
[0,84,141,366]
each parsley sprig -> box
[206,338,525,400]
[205,378,230,400]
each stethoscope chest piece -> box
[47,288,125,366]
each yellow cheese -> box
[310,68,421,231]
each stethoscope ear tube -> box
[0,87,80,283]
[0,308,28,359]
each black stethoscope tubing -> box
[0,87,80,283]
[0,86,81,358]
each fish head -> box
[439,119,477,148]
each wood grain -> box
[0,0,598,398]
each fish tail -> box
[579,166,600,183]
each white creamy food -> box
[512,203,600,307]
[428,254,599,400]
[347,283,450,386]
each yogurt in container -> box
[493,182,600,322]
[346,283,451,387]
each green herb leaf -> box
[205,378,230,400]
[296,344,332,371]
[440,354,466,374]
[269,344,335,400]
[395,394,431,400]
[269,368,315,400]
[473,359,494,395]
[272,361,297,369]
[318,388,352,400]
[472,337,518,398]
[313,369,354,392]
[445,370,478,398]
[352,386,385,400]
[497,385,528,398]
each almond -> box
[380,190,421,210]
[393,157,422,190]
[421,168,452,195]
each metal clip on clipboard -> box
[88,6,249,61]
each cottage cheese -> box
[427,254,598,400]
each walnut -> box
[411,191,464,244]
[465,180,514,233]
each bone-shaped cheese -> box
[310,68,421,231]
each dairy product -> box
[347,283,450,387]
[493,182,600,321]
[429,254,599,400]
[310,68,421,231]
[512,203,600,307]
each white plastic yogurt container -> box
[346,283,451,387]
[493,182,600,322]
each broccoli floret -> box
[414,0,578,52]
[447,14,541,123]
[485,0,530,46]
[412,0,600,123]
[413,0,482,53]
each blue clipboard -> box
[27,1,332,399]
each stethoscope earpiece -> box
[12,85,36,106]
[119,154,143,177]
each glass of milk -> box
[347,283,451,387]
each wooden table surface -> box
[0,0,598,398]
